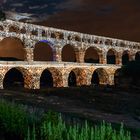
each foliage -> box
[0,99,132,140]
[0,10,6,21]
[25,118,131,140]
[0,100,28,137]
[121,60,140,85]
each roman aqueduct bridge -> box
[0,19,139,89]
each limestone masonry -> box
[0,19,139,89]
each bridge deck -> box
[0,61,121,68]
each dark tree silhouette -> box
[0,10,6,21]
[121,60,140,86]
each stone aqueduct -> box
[0,19,139,89]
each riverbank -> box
[0,86,140,139]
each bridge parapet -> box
[0,20,140,51]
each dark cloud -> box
[37,0,140,42]
[1,0,72,21]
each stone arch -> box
[0,25,3,31]
[68,68,87,87]
[75,35,81,42]
[20,27,26,34]
[105,39,112,46]
[8,25,20,33]
[91,68,109,85]
[40,67,63,88]
[3,67,28,89]
[84,47,100,63]
[135,51,140,62]
[68,71,76,86]
[31,29,38,36]
[0,37,25,61]
[107,49,116,64]
[34,40,54,61]
[122,50,130,65]
[40,69,53,87]
[51,31,64,39]
[62,44,76,62]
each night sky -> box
[1,0,140,42]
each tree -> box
[0,10,6,21]
[121,60,140,86]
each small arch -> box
[122,50,130,65]
[84,47,100,63]
[94,39,98,44]
[107,49,116,64]
[31,29,38,36]
[68,35,74,41]
[75,35,81,42]
[34,40,54,61]
[0,25,3,31]
[120,42,125,47]
[68,71,76,87]
[91,68,109,85]
[40,69,53,88]
[42,30,46,37]
[135,52,140,62]
[51,32,64,39]
[9,25,19,33]
[62,44,76,62]
[20,27,26,34]
[105,39,111,45]
[3,68,24,89]
[0,37,25,61]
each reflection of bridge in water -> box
[0,20,140,89]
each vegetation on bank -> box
[115,60,140,87]
[0,99,131,140]
[122,60,140,85]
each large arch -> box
[40,69,53,88]
[40,68,63,88]
[122,51,130,65]
[68,68,87,87]
[68,71,76,86]
[62,44,76,62]
[3,68,25,89]
[91,68,109,85]
[107,49,116,64]
[34,40,54,61]
[135,51,140,62]
[84,47,100,63]
[0,37,25,61]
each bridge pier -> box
[116,53,122,65]
[108,74,115,85]
[53,47,62,62]
[75,50,85,63]
[24,74,40,89]
[24,48,34,62]
[99,53,107,64]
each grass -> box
[0,99,132,140]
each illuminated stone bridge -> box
[0,19,139,89]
